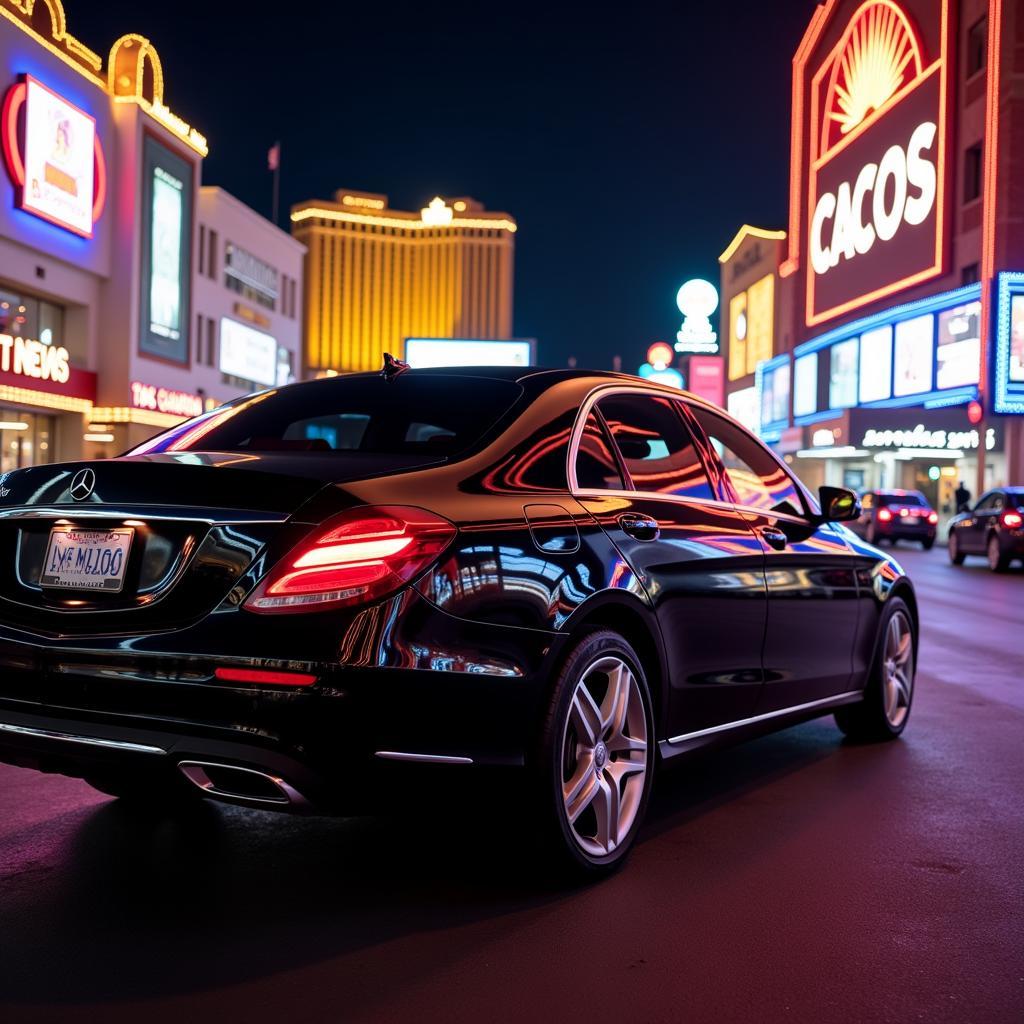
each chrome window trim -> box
[664,690,863,746]
[375,750,474,765]
[0,721,167,755]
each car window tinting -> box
[129,376,524,457]
[574,411,625,490]
[689,406,806,516]
[877,492,926,507]
[597,395,715,501]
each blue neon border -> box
[791,282,983,425]
[755,352,790,442]
[994,272,1024,414]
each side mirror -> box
[819,485,861,522]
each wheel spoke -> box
[607,732,646,754]
[592,775,622,853]
[563,760,600,824]
[894,628,912,666]
[569,686,602,747]
[605,757,645,785]
[893,669,911,707]
[600,661,632,739]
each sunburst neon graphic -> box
[825,1,924,146]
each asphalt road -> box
[1,543,1022,1024]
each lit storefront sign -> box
[0,334,95,409]
[727,386,759,432]
[675,279,719,354]
[225,244,279,306]
[993,272,1024,414]
[792,283,982,425]
[728,274,773,380]
[130,381,202,418]
[860,424,996,453]
[1,75,106,238]
[219,317,278,386]
[637,341,684,388]
[686,355,724,408]
[0,334,69,383]
[798,2,950,325]
[404,338,534,367]
[139,136,193,364]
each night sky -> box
[81,0,818,371]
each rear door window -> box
[597,394,715,501]
[574,410,625,490]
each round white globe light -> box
[676,278,719,319]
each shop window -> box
[0,410,56,472]
[0,288,72,358]
[963,144,983,204]
[966,17,987,79]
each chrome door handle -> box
[758,526,788,551]
[618,513,660,541]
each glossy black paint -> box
[0,368,916,811]
[947,488,1024,565]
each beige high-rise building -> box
[291,190,516,374]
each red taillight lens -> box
[877,508,893,522]
[245,505,455,614]
[1002,511,1023,529]
[927,512,938,524]
[214,667,317,686]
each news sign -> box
[805,3,948,326]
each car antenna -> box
[380,352,410,380]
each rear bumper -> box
[0,592,561,811]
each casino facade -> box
[0,0,302,472]
[720,0,1024,515]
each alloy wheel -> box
[882,610,913,728]
[560,656,648,858]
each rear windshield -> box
[878,492,927,507]
[129,375,524,457]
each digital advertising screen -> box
[760,361,790,429]
[858,325,893,403]
[936,301,981,390]
[20,77,96,237]
[404,338,533,367]
[893,314,934,397]
[219,318,278,386]
[139,136,193,364]
[829,338,859,409]
[793,352,818,417]
[1012,296,1024,384]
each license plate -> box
[39,527,134,592]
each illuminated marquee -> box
[130,381,202,418]
[803,1,949,326]
[1,75,106,237]
[0,333,70,383]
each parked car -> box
[948,488,1024,572]
[0,364,918,875]
[850,489,939,549]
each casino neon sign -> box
[1,74,106,238]
[803,1,949,326]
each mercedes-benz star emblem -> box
[69,468,96,502]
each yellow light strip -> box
[342,195,386,209]
[292,206,517,234]
[91,406,185,427]
[0,4,103,83]
[0,384,92,413]
[719,225,787,264]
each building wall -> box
[293,191,516,374]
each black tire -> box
[84,768,203,806]
[921,537,935,550]
[835,596,915,742]
[948,531,965,565]
[987,534,1009,573]
[535,629,655,877]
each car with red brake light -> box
[0,364,919,875]
[947,488,1024,572]
[850,489,939,549]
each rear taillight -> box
[245,505,455,614]
[877,508,893,522]
[927,512,938,524]
[1002,510,1023,529]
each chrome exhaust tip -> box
[177,760,308,809]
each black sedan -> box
[948,488,1024,572]
[849,489,939,549]
[0,365,918,874]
